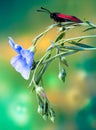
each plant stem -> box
[32,23,58,47]
[42,50,78,64]
[56,35,96,45]
[29,51,51,87]
[58,45,96,51]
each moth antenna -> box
[39,7,51,14]
[37,10,46,12]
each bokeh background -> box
[0,0,96,130]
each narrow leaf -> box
[77,38,84,43]
[83,27,96,32]
[69,41,95,48]
[86,21,96,27]
[60,45,96,51]
[55,32,65,42]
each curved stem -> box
[56,35,96,45]
[42,50,78,64]
[29,51,51,87]
[60,21,96,27]
[58,45,96,51]
[32,23,58,47]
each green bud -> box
[58,68,66,82]
[50,116,55,123]
[36,86,43,93]
[42,114,48,121]
[37,105,43,114]
[49,108,55,122]
[36,86,46,97]
[60,56,68,67]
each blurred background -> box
[0,0,96,130]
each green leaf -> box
[77,38,84,43]
[55,32,65,42]
[83,27,96,32]
[69,41,95,48]
[59,45,96,51]
[86,21,96,27]
[61,46,86,51]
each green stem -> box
[56,35,96,45]
[29,51,51,87]
[32,23,58,47]
[35,62,50,85]
[60,21,96,27]
[42,50,78,64]
[59,45,96,51]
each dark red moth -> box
[37,7,83,23]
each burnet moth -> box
[37,7,83,23]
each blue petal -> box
[11,55,31,80]
[20,49,34,67]
[21,67,30,80]
[9,37,35,80]
[9,37,22,53]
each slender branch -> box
[29,51,51,87]
[58,45,96,51]
[60,21,96,27]
[32,23,58,46]
[56,35,96,45]
[42,50,78,64]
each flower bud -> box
[37,105,43,114]
[58,68,66,82]
[42,114,48,121]
[50,116,55,123]
[36,86,46,98]
[49,108,55,122]
[60,56,68,67]
[36,86,43,94]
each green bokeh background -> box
[0,0,96,130]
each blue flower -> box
[9,37,34,80]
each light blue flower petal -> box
[21,67,30,80]
[20,49,34,66]
[11,55,31,80]
[9,37,22,53]
[9,37,34,80]
[11,55,24,73]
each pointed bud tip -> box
[43,114,48,121]
[37,106,43,114]
[50,116,55,123]
[58,69,66,82]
